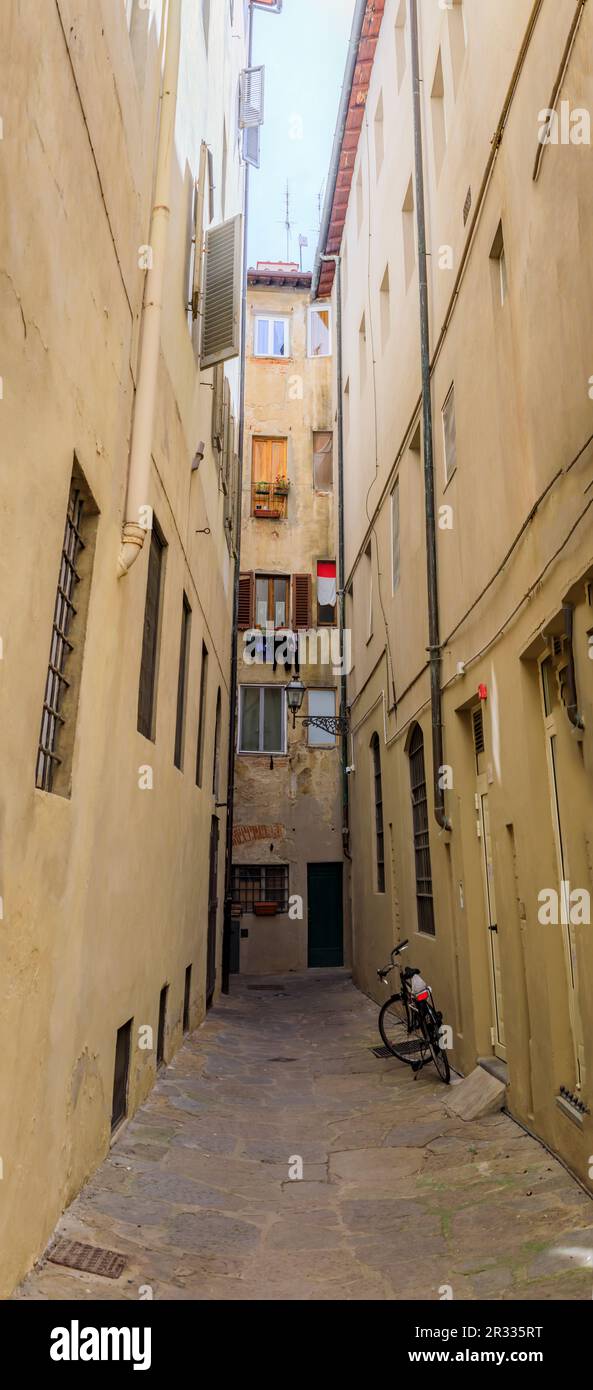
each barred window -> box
[232,865,289,913]
[409,723,435,936]
[370,733,385,893]
[36,462,98,795]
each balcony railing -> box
[251,482,289,519]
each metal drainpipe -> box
[118,0,182,577]
[410,0,451,832]
[321,253,350,857]
[562,604,585,730]
[221,2,254,994]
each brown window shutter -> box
[292,573,311,629]
[237,572,254,629]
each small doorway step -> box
[477,1055,509,1086]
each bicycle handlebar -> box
[390,939,409,960]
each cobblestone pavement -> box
[16,972,593,1301]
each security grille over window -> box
[36,482,86,792]
[472,706,485,757]
[232,864,289,912]
[371,733,385,893]
[409,724,436,936]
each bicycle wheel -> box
[379,993,411,1056]
[421,1009,450,1084]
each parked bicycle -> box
[377,940,450,1084]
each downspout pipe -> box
[562,603,585,730]
[410,0,451,832]
[311,0,368,301]
[321,253,350,858]
[118,0,182,578]
[221,1,255,994]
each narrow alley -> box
[17,975,593,1303]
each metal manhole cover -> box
[49,1239,126,1279]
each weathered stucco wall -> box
[234,284,346,973]
[0,0,246,1294]
[337,0,593,1185]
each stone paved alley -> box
[16,974,593,1301]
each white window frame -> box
[307,304,332,358]
[124,0,134,28]
[307,689,336,747]
[442,383,457,484]
[254,314,290,359]
[238,684,286,754]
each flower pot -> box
[254,901,278,916]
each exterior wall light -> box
[285,677,350,736]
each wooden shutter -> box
[238,572,254,629]
[211,362,225,451]
[221,379,231,492]
[200,214,242,369]
[191,141,208,320]
[243,125,261,169]
[137,527,164,738]
[292,574,312,630]
[239,66,265,128]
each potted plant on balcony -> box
[255,481,270,495]
[274,474,290,495]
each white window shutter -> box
[191,142,208,320]
[243,124,261,169]
[239,66,265,129]
[200,213,243,369]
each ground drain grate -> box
[48,1239,126,1279]
[371,1045,393,1058]
[371,1040,426,1059]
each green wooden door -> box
[307,863,343,967]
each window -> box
[183,965,192,1034]
[356,165,363,235]
[359,312,367,388]
[255,575,289,628]
[254,315,290,358]
[111,1019,132,1133]
[252,436,288,516]
[200,214,242,369]
[308,304,332,357]
[239,685,286,753]
[365,542,373,639]
[212,688,222,797]
[490,221,507,305]
[317,560,337,625]
[313,431,333,491]
[391,479,400,593]
[174,594,192,770]
[157,985,168,1067]
[409,724,435,935]
[137,521,165,741]
[395,0,407,90]
[371,733,385,892]
[196,642,209,786]
[442,383,457,482]
[36,460,99,794]
[448,0,467,95]
[402,176,415,289]
[307,689,336,747]
[374,91,384,178]
[202,0,210,46]
[380,264,391,349]
[431,49,447,180]
[232,864,289,913]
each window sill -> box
[252,355,294,364]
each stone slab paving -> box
[15,972,593,1301]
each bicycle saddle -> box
[402,965,420,978]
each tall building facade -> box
[231,265,347,974]
[0,0,253,1293]
[316,0,593,1183]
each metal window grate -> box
[36,484,85,791]
[472,706,485,757]
[232,865,289,912]
[371,734,385,892]
[409,725,435,936]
